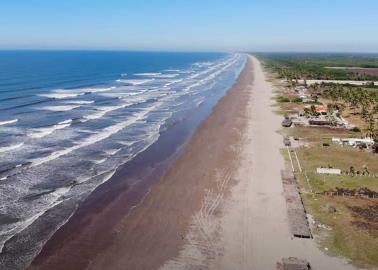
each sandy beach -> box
[29,55,358,270]
[159,56,357,270]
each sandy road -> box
[213,55,357,270]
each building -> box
[316,168,342,175]
[332,137,375,148]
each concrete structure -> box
[308,119,333,126]
[277,257,311,270]
[332,137,375,148]
[316,168,341,175]
[281,170,312,239]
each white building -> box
[332,137,374,147]
[316,168,342,175]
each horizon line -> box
[0,48,378,54]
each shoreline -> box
[28,55,357,270]
[28,56,249,269]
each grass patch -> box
[268,61,378,268]
[293,138,378,268]
[301,194,378,268]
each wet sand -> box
[30,55,357,270]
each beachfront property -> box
[284,106,348,128]
[262,52,378,268]
[293,86,312,102]
[332,137,375,148]
[296,79,378,86]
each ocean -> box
[0,51,245,269]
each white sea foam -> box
[116,79,155,85]
[135,72,179,79]
[94,158,107,164]
[193,61,213,67]
[29,119,73,139]
[184,55,239,93]
[164,79,184,86]
[0,54,245,265]
[0,186,71,253]
[195,99,205,107]
[134,72,162,76]
[99,90,147,99]
[65,100,94,105]
[38,92,83,99]
[0,119,18,126]
[154,73,179,78]
[41,105,81,112]
[40,87,116,100]
[88,86,116,93]
[0,143,24,153]
[104,148,122,155]
[31,103,161,167]
[164,69,180,72]
[82,104,128,121]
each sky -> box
[0,0,378,52]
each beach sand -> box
[30,55,357,270]
[159,56,357,270]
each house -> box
[303,105,331,116]
[315,105,327,116]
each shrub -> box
[349,126,361,132]
[276,95,290,103]
[292,97,303,103]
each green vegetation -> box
[289,127,378,268]
[275,95,290,103]
[258,53,378,81]
[317,84,378,139]
[260,53,378,140]
[291,97,303,103]
[264,54,378,268]
[301,193,378,268]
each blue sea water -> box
[0,51,245,268]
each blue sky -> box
[1,0,377,52]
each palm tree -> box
[326,104,334,121]
[310,104,318,117]
[366,114,376,140]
